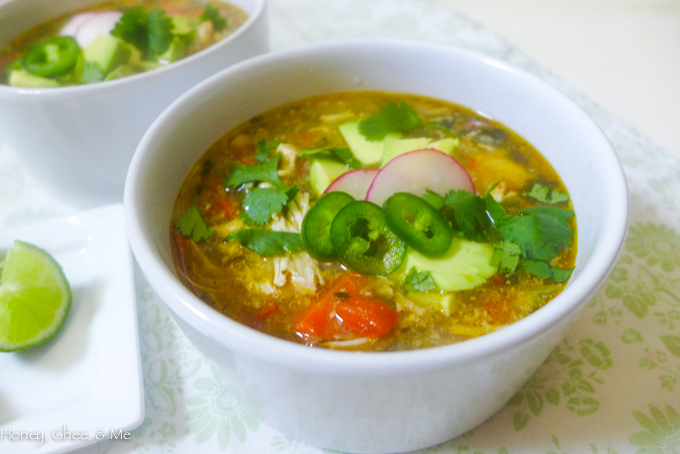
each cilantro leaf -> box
[491,241,522,273]
[111,7,172,57]
[521,206,574,222]
[82,61,105,84]
[444,190,492,241]
[241,187,289,226]
[225,153,285,189]
[498,213,573,262]
[483,185,512,226]
[226,229,303,255]
[522,260,573,282]
[111,7,148,52]
[227,153,299,225]
[201,4,228,31]
[526,183,570,205]
[358,101,422,141]
[422,189,445,211]
[176,205,214,242]
[254,140,281,162]
[404,267,437,292]
[146,8,173,56]
[299,146,362,169]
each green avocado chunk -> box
[403,238,497,291]
[408,291,457,316]
[8,69,60,88]
[104,64,135,81]
[308,157,350,195]
[339,121,400,166]
[83,35,131,75]
[380,136,459,166]
[158,36,189,63]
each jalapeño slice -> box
[23,36,81,77]
[383,192,453,257]
[302,191,354,259]
[330,200,406,275]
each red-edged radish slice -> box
[324,168,379,200]
[62,11,123,49]
[366,148,475,205]
[60,13,96,38]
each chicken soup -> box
[0,0,248,87]
[170,91,577,351]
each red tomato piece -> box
[334,296,398,338]
[294,299,335,339]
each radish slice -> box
[61,11,123,49]
[366,148,475,205]
[324,168,379,200]
[60,13,96,38]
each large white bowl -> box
[0,0,267,208]
[124,40,629,453]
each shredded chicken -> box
[269,191,320,292]
[197,20,214,46]
[277,143,299,177]
[320,111,354,123]
[270,191,309,233]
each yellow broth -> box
[171,91,577,351]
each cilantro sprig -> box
[201,4,228,31]
[489,190,574,281]
[430,183,574,282]
[226,229,303,255]
[526,183,570,205]
[225,152,284,188]
[299,146,362,169]
[177,205,214,242]
[404,267,437,292]
[443,190,492,242]
[111,7,174,58]
[254,139,281,162]
[358,101,422,141]
[224,152,298,226]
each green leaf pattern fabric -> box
[1,0,678,452]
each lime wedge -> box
[0,240,72,352]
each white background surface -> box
[435,0,680,160]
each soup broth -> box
[171,91,577,351]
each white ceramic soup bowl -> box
[125,40,628,453]
[0,0,267,208]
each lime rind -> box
[0,240,72,352]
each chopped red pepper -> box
[335,296,398,337]
[294,272,397,341]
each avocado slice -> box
[158,36,190,63]
[403,238,497,291]
[430,137,459,155]
[104,64,135,81]
[380,136,460,166]
[408,291,457,316]
[171,16,196,36]
[380,137,432,166]
[339,121,400,167]
[309,157,350,195]
[83,35,131,75]
[8,69,60,88]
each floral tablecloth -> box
[1,0,679,453]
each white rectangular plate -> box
[0,204,144,454]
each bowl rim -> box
[0,0,266,97]
[125,39,629,376]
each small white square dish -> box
[0,204,143,454]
